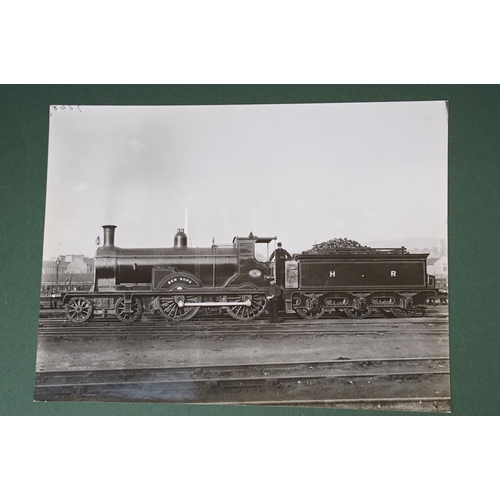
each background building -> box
[41,255,94,292]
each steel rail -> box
[210,396,451,406]
[34,358,450,403]
[35,358,450,390]
[37,328,450,339]
[39,311,449,322]
[36,370,450,389]
[38,317,450,326]
[37,317,449,331]
[36,355,450,377]
[39,312,449,321]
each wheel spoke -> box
[158,294,201,321]
[65,297,94,323]
[390,307,420,318]
[115,297,142,323]
[225,294,266,321]
[296,308,325,320]
[343,307,373,319]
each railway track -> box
[220,397,451,412]
[38,315,449,339]
[35,306,450,411]
[39,307,449,322]
[34,356,450,408]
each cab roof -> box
[232,236,277,244]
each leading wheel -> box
[343,307,373,319]
[224,293,267,320]
[65,297,94,323]
[295,308,326,320]
[114,297,143,323]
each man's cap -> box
[277,242,282,246]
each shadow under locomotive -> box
[60,225,438,324]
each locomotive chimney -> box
[102,225,117,248]
[174,228,188,249]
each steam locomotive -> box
[61,225,437,323]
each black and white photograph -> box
[35,101,450,412]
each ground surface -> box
[34,306,450,412]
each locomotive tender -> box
[62,225,437,323]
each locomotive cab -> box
[229,235,277,286]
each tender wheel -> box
[343,307,373,319]
[390,307,424,318]
[224,293,267,320]
[295,308,326,320]
[380,308,395,318]
[157,292,201,321]
[114,297,143,323]
[65,297,94,323]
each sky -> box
[43,101,448,259]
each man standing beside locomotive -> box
[266,279,282,324]
[269,242,292,317]
[269,242,292,286]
